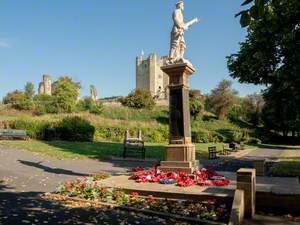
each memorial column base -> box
[159,144,199,174]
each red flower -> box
[65,181,70,189]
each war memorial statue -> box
[168,1,198,64]
[159,1,200,173]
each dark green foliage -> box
[94,125,168,143]
[227,105,245,122]
[236,0,270,27]
[189,90,205,119]
[269,160,300,177]
[121,89,155,109]
[228,0,300,140]
[247,137,262,145]
[52,76,80,113]
[33,94,58,115]
[206,80,238,120]
[56,116,95,142]
[242,93,264,126]
[9,119,51,139]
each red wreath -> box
[130,167,230,187]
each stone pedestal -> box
[237,168,256,218]
[158,62,198,174]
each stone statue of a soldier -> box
[168,1,199,64]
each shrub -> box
[52,76,80,113]
[246,137,262,145]
[192,130,211,143]
[56,116,95,142]
[9,119,51,139]
[232,131,243,143]
[76,98,103,115]
[76,97,93,112]
[189,90,205,119]
[89,101,103,115]
[33,94,58,115]
[3,90,34,111]
[121,89,155,109]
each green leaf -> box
[250,5,259,19]
[240,11,251,27]
[241,0,254,6]
[235,10,248,18]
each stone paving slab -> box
[99,172,300,198]
[99,175,235,198]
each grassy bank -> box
[0,140,254,161]
[0,104,257,144]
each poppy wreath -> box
[130,167,230,187]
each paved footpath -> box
[0,145,173,225]
[0,144,299,225]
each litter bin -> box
[229,142,236,150]
[44,128,56,141]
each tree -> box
[33,94,57,115]
[228,0,300,137]
[236,0,270,27]
[189,90,205,119]
[242,93,264,126]
[3,90,34,110]
[52,76,80,113]
[121,89,155,109]
[207,80,238,120]
[76,97,103,115]
[24,82,35,100]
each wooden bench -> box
[223,142,246,155]
[0,129,27,140]
[123,130,145,159]
[208,146,224,160]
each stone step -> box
[158,166,195,174]
[160,161,192,167]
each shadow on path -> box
[0,191,170,225]
[18,160,88,177]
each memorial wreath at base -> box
[130,166,230,187]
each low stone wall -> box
[229,189,245,225]
[257,191,300,215]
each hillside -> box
[0,104,257,144]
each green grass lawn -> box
[269,157,300,177]
[0,140,255,161]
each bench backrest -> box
[208,146,217,151]
[0,129,26,136]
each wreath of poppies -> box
[130,167,230,187]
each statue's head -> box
[176,1,184,10]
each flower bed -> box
[130,167,230,187]
[56,171,230,224]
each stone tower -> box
[136,53,169,100]
[90,85,97,101]
[38,75,52,95]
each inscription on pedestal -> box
[170,89,184,138]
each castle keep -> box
[38,75,52,95]
[136,53,169,100]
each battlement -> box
[136,53,169,101]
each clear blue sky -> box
[0,0,263,99]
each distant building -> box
[38,75,52,95]
[136,53,169,101]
